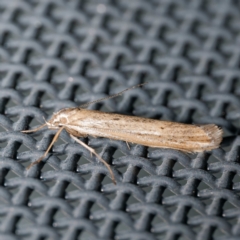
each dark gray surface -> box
[0,0,240,239]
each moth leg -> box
[126,141,130,150]
[64,128,94,158]
[26,127,64,169]
[22,123,47,133]
[69,134,116,185]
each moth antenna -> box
[26,126,64,169]
[79,82,148,108]
[21,123,47,133]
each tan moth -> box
[22,84,223,184]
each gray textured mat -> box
[0,0,240,239]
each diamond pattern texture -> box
[0,0,240,239]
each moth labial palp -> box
[21,83,223,184]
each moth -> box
[22,84,223,184]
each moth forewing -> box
[53,108,222,153]
[22,107,223,184]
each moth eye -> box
[60,117,68,124]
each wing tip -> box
[199,124,223,150]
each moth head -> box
[47,109,72,129]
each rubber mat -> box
[0,0,239,239]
